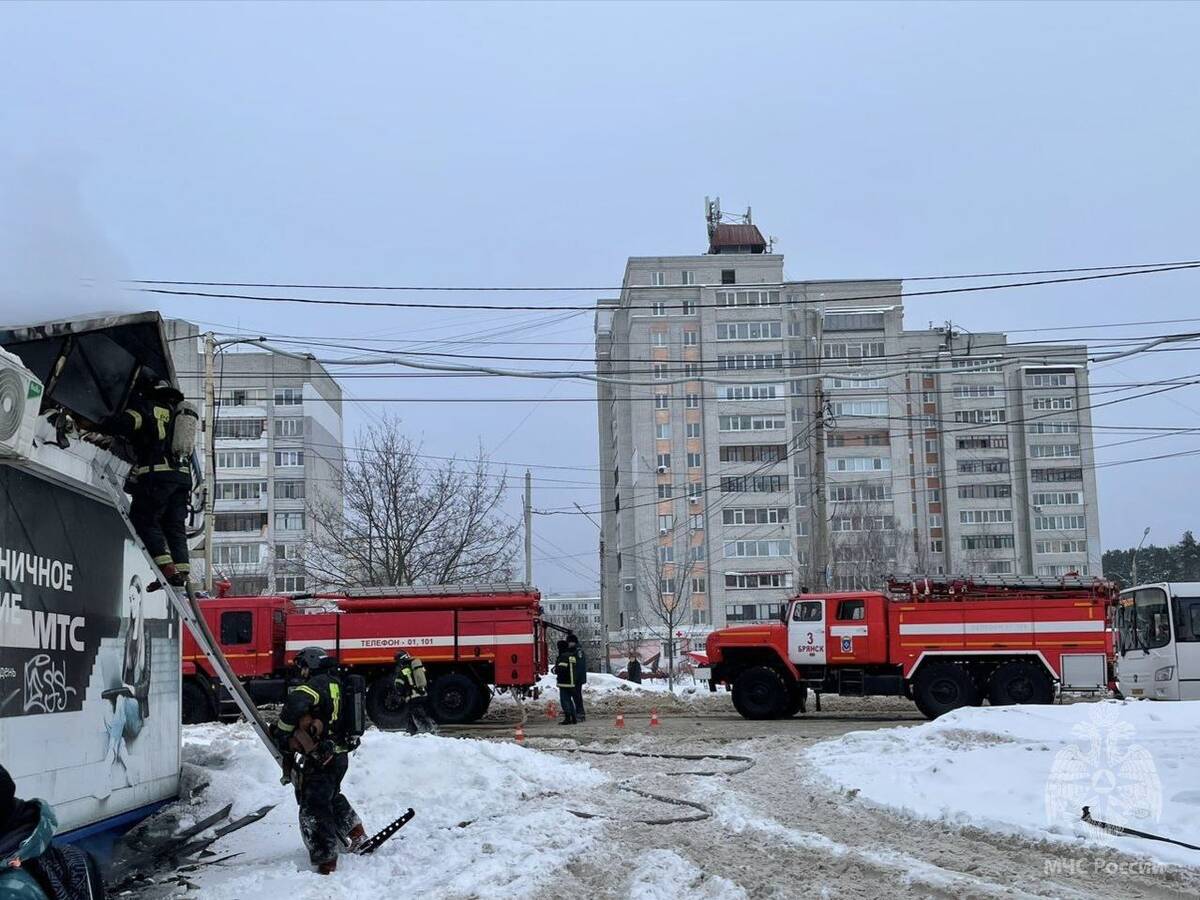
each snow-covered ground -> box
[174,723,606,898]
[503,671,707,702]
[805,700,1200,868]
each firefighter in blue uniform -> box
[102,379,193,587]
[270,647,366,874]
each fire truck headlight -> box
[1154,666,1175,682]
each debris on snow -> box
[804,700,1200,868]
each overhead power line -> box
[135,262,1200,313]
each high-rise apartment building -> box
[169,324,344,595]
[595,210,1101,634]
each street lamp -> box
[1132,526,1151,586]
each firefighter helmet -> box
[295,646,328,674]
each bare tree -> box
[828,500,912,590]
[304,414,520,588]
[554,610,605,671]
[635,535,700,690]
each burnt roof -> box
[708,222,767,254]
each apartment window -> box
[722,507,789,525]
[657,484,673,499]
[657,453,671,469]
[829,399,888,418]
[719,444,787,463]
[950,357,1002,373]
[270,481,303,501]
[691,577,706,593]
[681,271,695,286]
[827,456,891,473]
[213,543,261,565]
[831,515,895,533]
[1032,491,1082,506]
[658,514,673,532]
[930,539,944,553]
[681,300,697,315]
[957,483,1012,499]
[953,385,1002,399]
[274,387,303,406]
[652,331,668,347]
[687,452,702,468]
[823,375,887,390]
[716,290,782,308]
[689,544,706,562]
[960,509,1013,524]
[723,540,791,558]
[828,483,891,502]
[1026,372,1074,387]
[1030,444,1081,459]
[685,422,701,439]
[718,415,787,432]
[274,511,306,531]
[690,513,705,530]
[275,450,304,467]
[684,362,701,378]
[1038,564,1089,577]
[928,514,943,528]
[1028,421,1079,435]
[216,450,261,469]
[956,435,1009,450]
[928,489,941,503]
[721,269,736,285]
[923,438,938,454]
[214,419,265,440]
[655,423,671,439]
[718,353,784,371]
[725,572,793,589]
[720,475,789,493]
[686,393,700,409]
[822,311,886,332]
[275,543,304,561]
[986,561,1015,575]
[1034,514,1087,531]
[1031,467,1083,483]
[659,577,676,595]
[658,546,674,564]
[1036,539,1089,554]
[716,321,782,341]
[822,341,885,364]
[214,480,267,500]
[274,417,303,438]
[654,393,669,410]
[954,409,1007,425]
[1033,397,1074,411]
[719,383,784,401]
[956,459,1009,474]
[215,513,266,533]
[687,482,702,499]
[961,534,1015,550]
[683,330,698,346]
[276,575,307,592]
[651,302,666,317]
[652,363,668,380]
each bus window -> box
[1118,588,1171,652]
[1173,596,1200,643]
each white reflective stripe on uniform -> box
[284,633,535,652]
[898,620,1105,636]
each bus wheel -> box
[731,666,788,720]
[988,660,1053,706]
[912,662,978,719]
[182,680,216,724]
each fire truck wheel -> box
[731,666,789,720]
[429,673,481,725]
[988,660,1054,706]
[182,680,216,724]
[912,661,978,719]
[784,684,809,717]
[366,676,412,731]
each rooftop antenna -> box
[705,196,721,239]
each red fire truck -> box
[702,575,1117,720]
[181,583,548,727]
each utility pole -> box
[811,307,830,588]
[524,469,533,585]
[203,332,216,594]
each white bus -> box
[1115,583,1200,700]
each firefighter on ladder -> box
[392,650,436,734]
[101,378,197,589]
[270,647,366,875]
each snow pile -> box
[805,700,1200,868]
[523,671,706,698]
[176,723,607,897]
[626,849,746,899]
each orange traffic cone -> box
[649,708,660,728]
[614,711,625,728]
[515,723,525,743]
[546,700,558,720]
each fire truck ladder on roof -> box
[887,573,1117,600]
[333,582,537,598]
[99,473,284,769]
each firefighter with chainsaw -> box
[100,378,198,589]
[392,650,436,734]
[270,647,367,874]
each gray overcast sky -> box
[2,1,1198,590]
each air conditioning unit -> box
[0,349,44,460]
[689,496,700,504]
[659,528,669,535]
[657,465,668,474]
[622,583,634,593]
